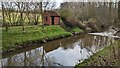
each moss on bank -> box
[75,40,120,67]
[1,25,72,52]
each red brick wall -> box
[44,13,60,25]
[47,16,51,25]
[44,13,51,25]
[54,17,60,25]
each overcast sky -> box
[52,0,63,8]
[0,0,118,9]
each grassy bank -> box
[75,40,120,67]
[70,27,83,33]
[61,24,83,33]
[1,25,72,52]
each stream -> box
[0,34,117,66]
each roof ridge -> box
[44,11,60,16]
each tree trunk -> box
[41,2,44,29]
[20,12,24,31]
[2,2,8,31]
[118,1,120,28]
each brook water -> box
[0,34,116,66]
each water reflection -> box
[0,34,114,66]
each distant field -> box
[0,12,42,25]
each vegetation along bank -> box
[1,25,84,53]
[75,40,120,67]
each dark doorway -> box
[51,16,54,25]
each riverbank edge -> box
[2,29,85,54]
[75,40,119,68]
[75,46,110,68]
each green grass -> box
[1,25,71,52]
[75,40,120,67]
[62,24,83,33]
[70,27,83,33]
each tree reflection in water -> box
[0,34,115,66]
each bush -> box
[86,18,99,32]
[59,8,72,20]
[88,18,97,23]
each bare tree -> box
[1,2,8,31]
[118,1,120,27]
[14,2,26,31]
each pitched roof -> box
[44,11,60,16]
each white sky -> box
[51,0,63,8]
[0,0,118,2]
[0,0,119,9]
